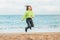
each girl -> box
[22,5,34,32]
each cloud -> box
[0,0,60,15]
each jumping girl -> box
[22,5,34,32]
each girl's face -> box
[28,6,32,11]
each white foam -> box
[0,26,60,33]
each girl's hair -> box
[26,5,32,11]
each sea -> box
[0,15,60,33]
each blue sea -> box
[0,15,60,33]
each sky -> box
[0,0,60,15]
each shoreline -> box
[0,32,60,40]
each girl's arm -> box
[22,11,27,21]
[31,11,35,18]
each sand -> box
[0,32,60,40]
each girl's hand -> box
[21,18,24,21]
[30,15,33,18]
[21,19,24,21]
[31,16,34,18]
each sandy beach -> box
[0,32,60,40]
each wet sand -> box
[0,32,60,40]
